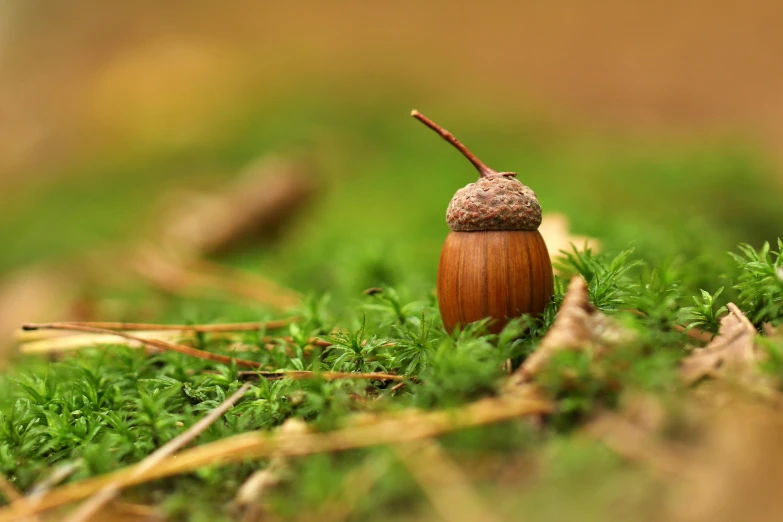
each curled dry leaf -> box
[508,276,634,386]
[680,303,759,385]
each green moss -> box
[1,96,783,518]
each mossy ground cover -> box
[0,98,782,521]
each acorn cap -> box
[411,110,542,232]
[446,176,542,231]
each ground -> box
[0,3,782,521]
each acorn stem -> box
[411,110,498,178]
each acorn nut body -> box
[412,110,554,334]
[438,230,553,334]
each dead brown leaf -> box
[583,408,689,481]
[156,157,316,258]
[680,303,759,385]
[131,247,301,310]
[539,213,600,265]
[508,275,634,386]
[671,402,783,522]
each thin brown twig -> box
[410,110,506,179]
[21,323,396,382]
[26,460,82,503]
[22,323,267,369]
[62,383,251,522]
[392,440,503,522]
[283,336,333,348]
[0,395,553,521]
[18,331,188,354]
[0,474,37,522]
[390,382,407,393]
[14,461,81,522]
[236,370,404,382]
[45,317,298,333]
[17,330,332,355]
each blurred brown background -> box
[2,0,783,185]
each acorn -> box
[412,110,554,334]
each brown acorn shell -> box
[437,230,554,334]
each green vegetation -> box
[1,99,783,520]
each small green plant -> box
[384,317,437,376]
[556,246,643,311]
[362,287,432,327]
[322,316,390,374]
[681,287,728,333]
[632,262,683,320]
[730,240,783,325]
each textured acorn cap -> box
[411,110,542,232]
[446,176,542,231]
